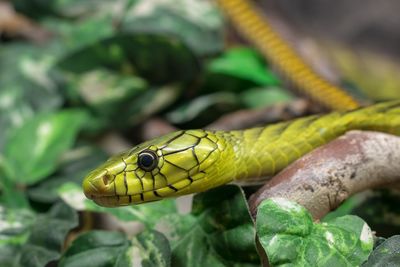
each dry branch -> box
[206,99,314,131]
[140,117,178,140]
[249,131,400,220]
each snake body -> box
[83,101,400,206]
[216,0,360,110]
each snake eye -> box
[138,150,158,171]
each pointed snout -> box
[82,169,115,199]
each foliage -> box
[0,202,78,267]
[157,185,260,267]
[256,198,373,266]
[0,0,399,266]
[58,230,171,267]
[362,235,400,267]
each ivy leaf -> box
[43,15,115,55]
[57,33,200,84]
[121,0,224,56]
[64,69,147,117]
[0,202,78,267]
[132,230,171,267]
[0,89,33,152]
[0,207,35,267]
[13,0,117,19]
[3,110,88,184]
[58,182,177,227]
[59,230,171,267]
[0,43,64,150]
[0,44,63,114]
[28,145,109,204]
[19,202,78,267]
[58,231,131,267]
[204,47,281,93]
[165,92,240,126]
[0,174,29,209]
[257,198,373,267]
[362,235,400,267]
[157,185,260,267]
[323,190,400,235]
[126,84,182,126]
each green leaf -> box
[0,207,36,245]
[165,92,240,125]
[61,69,179,128]
[323,190,400,235]
[0,174,29,209]
[59,231,131,267]
[64,69,147,117]
[28,145,109,204]
[13,0,116,18]
[4,110,88,184]
[0,44,63,110]
[0,207,35,267]
[157,185,260,267]
[0,43,62,111]
[240,87,294,109]
[362,235,400,267]
[133,230,171,267]
[0,43,65,150]
[57,33,200,84]
[322,193,369,222]
[207,47,281,87]
[126,84,182,126]
[43,15,115,54]
[121,0,224,56]
[59,229,171,267]
[19,202,78,267]
[257,198,373,267]
[0,89,34,151]
[0,202,78,267]
[58,182,177,227]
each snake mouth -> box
[89,195,152,207]
[88,186,180,207]
[86,171,207,206]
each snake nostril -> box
[102,174,112,185]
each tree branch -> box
[249,131,400,220]
[206,99,315,131]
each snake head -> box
[83,130,227,207]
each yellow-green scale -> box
[218,101,400,183]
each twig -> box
[0,1,51,43]
[140,117,178,140]
[206,99,315,131]
[248,131,400,220]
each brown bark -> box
[249,131,400,220]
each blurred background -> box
[1,0,400,266]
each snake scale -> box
[83,101,400,206]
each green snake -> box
[83,101,400,207]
